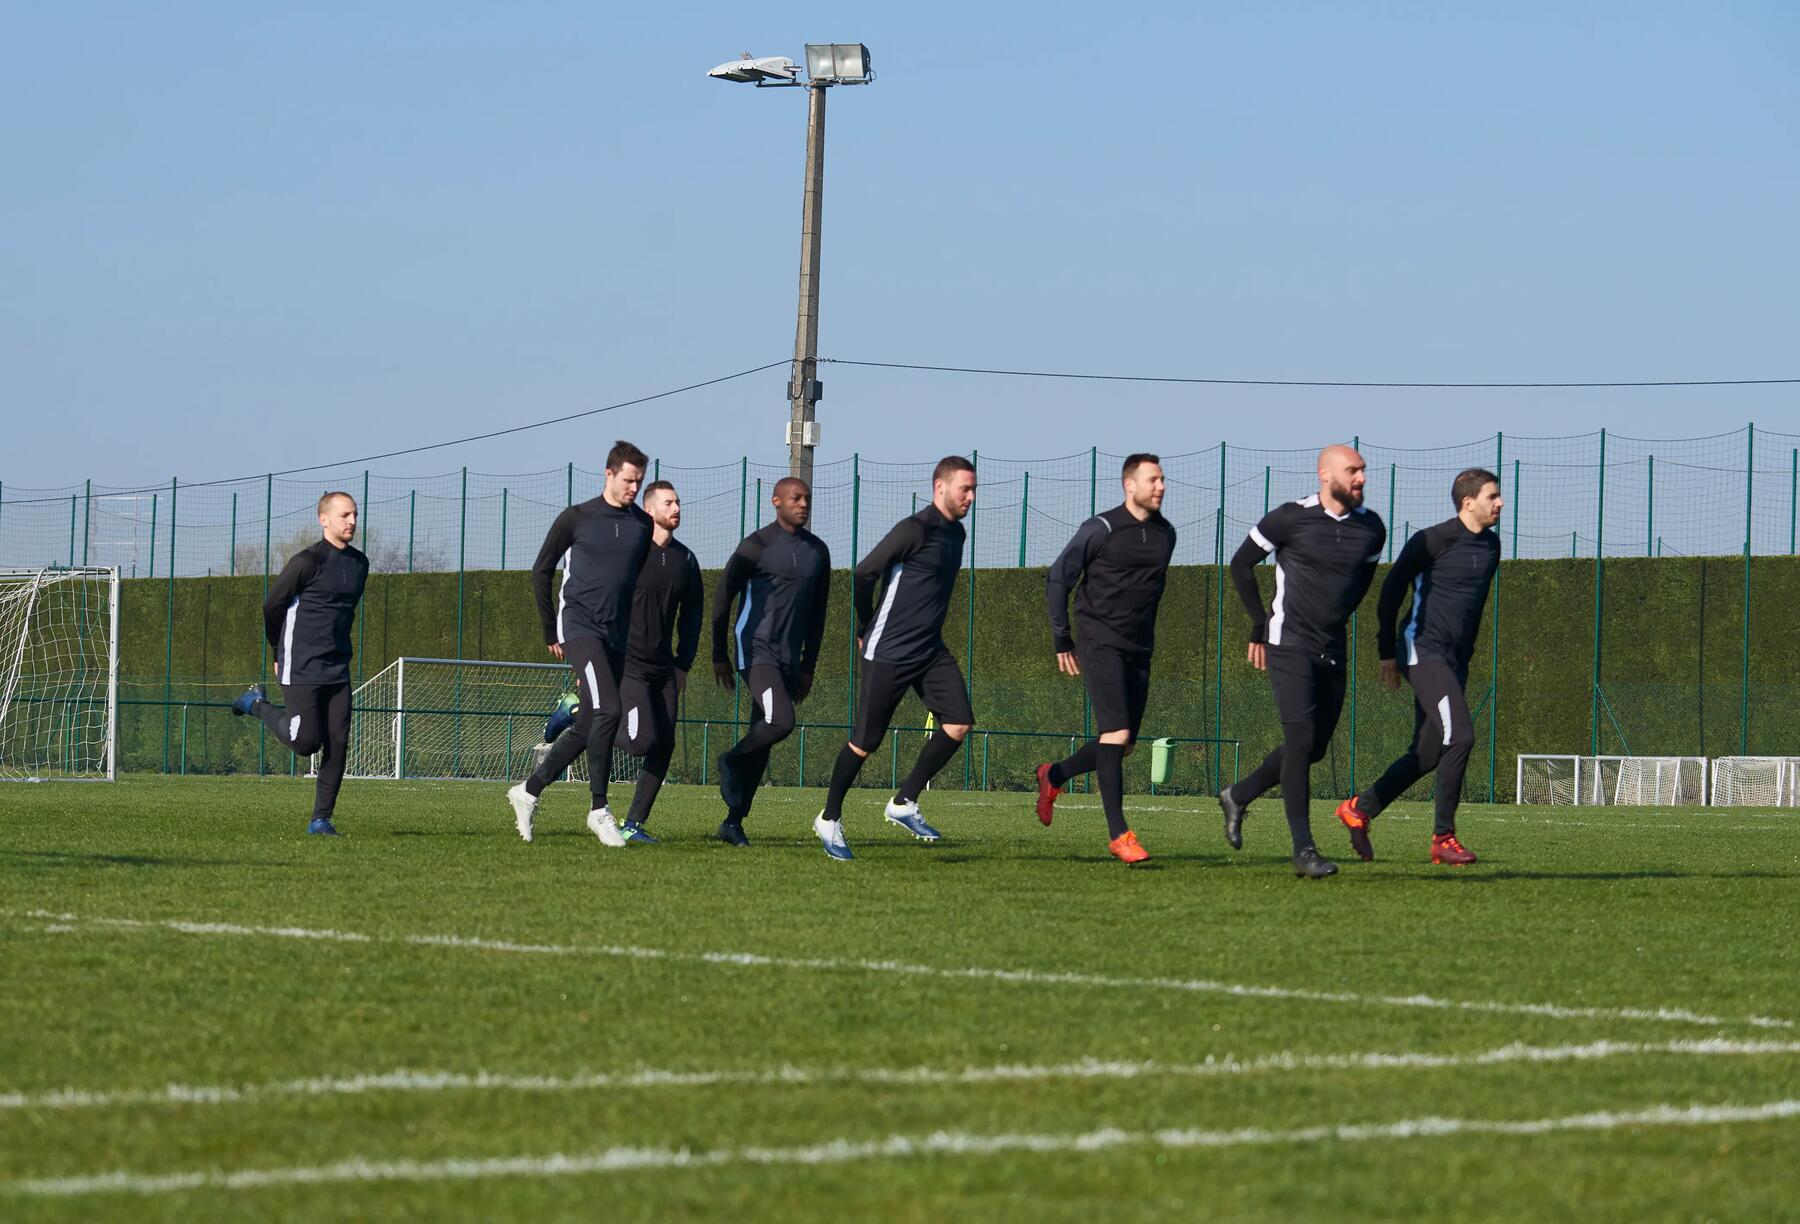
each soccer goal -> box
[0,567,118,781]
[1515,754,1706,806]
[327,656,634,783]
[1708,757,1800,808]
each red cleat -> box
[1108,830,1151,864]
[1034,762,1061,826]
[1431,832,1477,866]
[1335,796,1374,861]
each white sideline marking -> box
[5,1039,1799,1114]
[14,909,1794,1031]
[7,1099,1798,1198]
[942,798,1797,831]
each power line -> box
[821,358,1799,390]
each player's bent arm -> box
[709,548,757,665]
[530,507,579,644]
[852,520,922,637]
[801,555,832,674]
[1375,530,1430,659]
[673,555,705,674]
[1045,518,1105,654]
[262,550,319,652]
[1228,535,1272,643]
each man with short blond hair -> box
[231,490,369,836]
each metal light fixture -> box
[803,43,873,84]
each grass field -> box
[3,775,1797,1222]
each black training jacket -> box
[532,496,654,651]
[854,504,967,665]
[1377,517,1500,668]
[625,536,705,681]
[1045,504,1177,655]
[264,539,369,686]
[1231,493,1386,659]
[711,523,832,674]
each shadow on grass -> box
[1421,868,1795,883]
[1,849,268,869]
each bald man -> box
[1220,445,1386,878]
[710,477,832,845]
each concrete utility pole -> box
[788,82,826,484]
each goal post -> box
[1709,757,1800,808]
[0,567,119,782]
[324,656,635,784]
[1515,754,1706,806]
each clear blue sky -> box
[3,1,1796,489]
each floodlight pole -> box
[789,82,827,484]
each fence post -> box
[1386,464,1396,559]
[1212,442,1226,787]
[565,462,573,506]
[1089,446,1097,517]
[456,466,467,661]
[1741,423,1753,754]
[1589,429,1606,756]
[500,487,509,570]
[1511,459,1520,560]
[68,495,76,566]
[82,479,92,566]
[1348,437,1359,795]
[754,478,762,528]
[407,490,416,573]
[1489,431,1502,801]
[738,457,748,539]
[359,470,369,682]
[1263,466,1270,515]
[148,492,158,578]
[965,450,978,789]
[1646,455,1654,557]
[164,476,178,773]
[1018,470,1029,566]
[228,492,236,575]
[260,473,271,774]
[849,454,860,732]
[1790,447,1796,555]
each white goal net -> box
[0,568,118,781]
[1515,754,1706,806]
[328,656,633,783]
[1708,757,1800,808]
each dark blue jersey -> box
[712,523,832,674]
[1378,517,1500,668]
[264,539,369,686]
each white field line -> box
[15,909,1793,1031]
[940,798,1798,831]
[5,1038,1799,1114]
[7,1099,1799,1199]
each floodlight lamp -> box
[804,43,873,84]
[708,54,799,84]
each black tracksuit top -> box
[625,536,705,681]
[1377,517,1500,669]
[712,523,832,674]
[264,539,369,686]
[1232,493,1386,659]
[854,504,967,666]
[532,496,654,651]
[1045,504,1178,655]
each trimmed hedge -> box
[120,554,1800,797]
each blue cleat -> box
[813,812,854,861]
[230,684,266,718]
[716,819,749,847]
[619,820,659,846]
[307,817,341,837]
[883,797,942,842]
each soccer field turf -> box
[2,776,1797,1222]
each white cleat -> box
[813,811,854,861]
[507,783,537,843]
[883,795,943,842]
[587,807,627,849]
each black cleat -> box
[1218,787,1247,850]
[716,754,741,811]
[1292,846,1339,879]
[716,818,749,847]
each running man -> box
[610,480,705,844]
[1036,453,1176,864]
[506,440,652,847]
[231,491,370,836]
[711,477,831,847]
[1220,444,1385,878]
[1335,467,1501,866]
[815,456,978,860]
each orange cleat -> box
[1034,762,1061,826]
[1431,832,1477,866]
[1335,796,1374,861]
[1108,830,1151,864]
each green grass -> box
[3,775,1797,1222]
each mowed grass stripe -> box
[6,1039,1799,1113]
[8,1099,1798,1199]
[15,908,1793,1031]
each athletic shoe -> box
[1335,796,1374,862]
[586,808,626,849]
[1431,832,1478,866]
[884,796,942,842]
[507,783,537,843]
[716,819,749,847]
[230,684,266,718]
[307,816,340,837]
[619,820,659,846]
[1218,786,1247,850]
[1291,845,1338,879]
[1108,830,1151,864]
[716,753,741,812]
[1034,762,1061,826]
[813,812,854,861]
